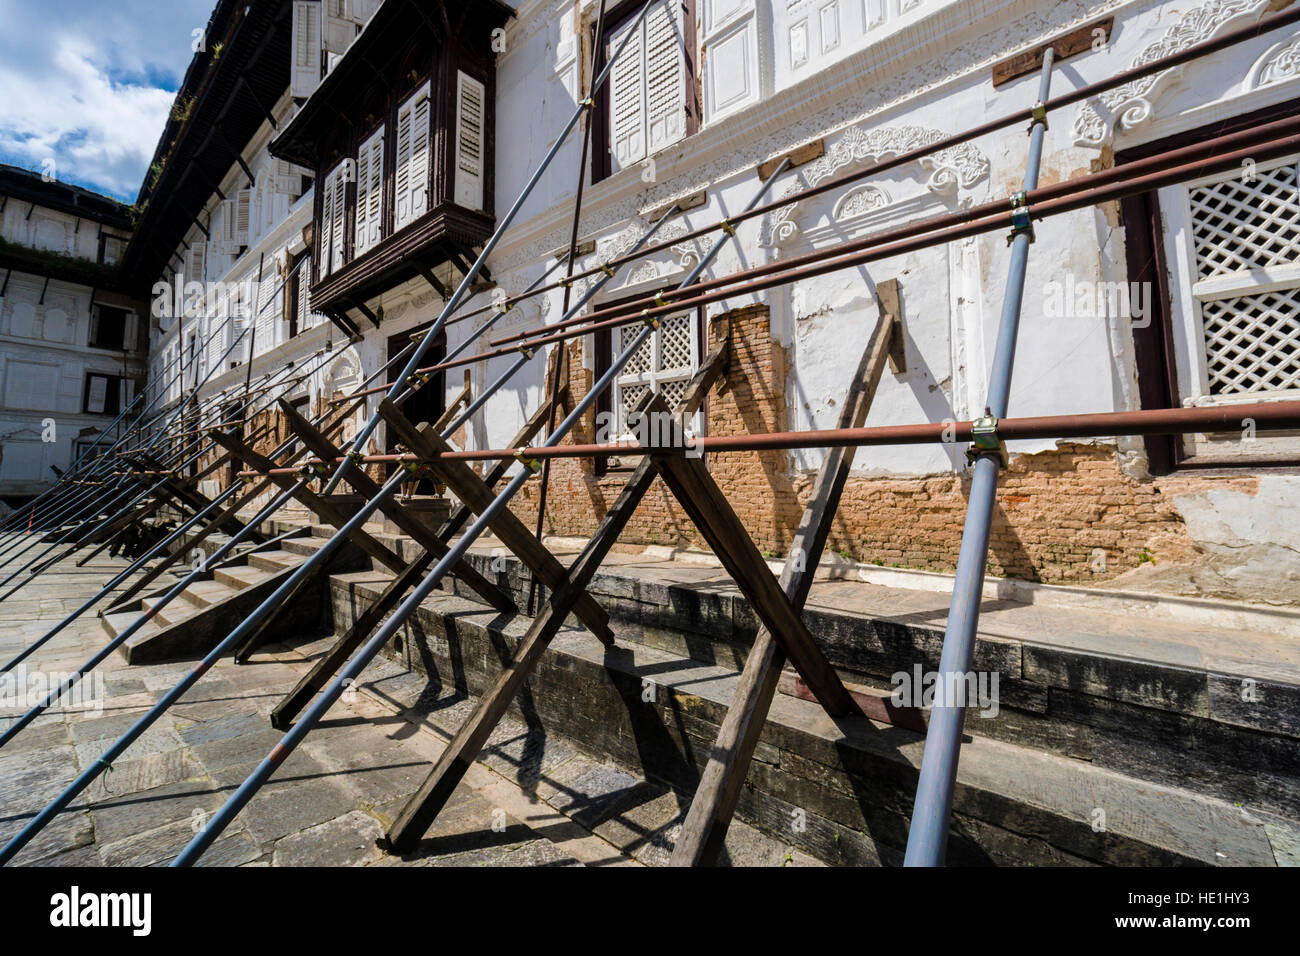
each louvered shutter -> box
[187,241,206,284]
[354,127,384,255]
[394,97,412,228]
[235,188,252,246]
[455,72,486,211]
[331,166,347,270]
[291,1,321,98]
[213,200,237,255]
[274,159,305,196]
[395,83,431,230]
[255,272,276,354]
[318,167,335,276]
[608,16,645,172]
[645,2,686,153]
[319,163,348,276]
[409,87,431,220]
[348,0,380,23]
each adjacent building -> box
[0,165,145,503]
[126,0,1300,607]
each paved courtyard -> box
[0,538,817,867]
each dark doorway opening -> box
[387,322,445,494]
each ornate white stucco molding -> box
[760,124,989,249]
[1245,32,1300,90]
[1072,0,1274,147]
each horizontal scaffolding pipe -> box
[235,401,1300,473]
[387,122,1298,385]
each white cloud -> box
[0,0,217,201]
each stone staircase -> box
[319,534,1300,868]
[102,527,366,664]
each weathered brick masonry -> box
[506,305,1255,588]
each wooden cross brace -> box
[269,380,573,731]
[276,399,516,617]
[670,303,915,865]
[377,398,613,642]
[380,344,730,855]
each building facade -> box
[0,165,145,502]
[129,0,1300,607]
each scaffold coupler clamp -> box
[517,343,535,359]
[718,218,736,237]
[399,456,425,478]
[599,261,616,279]
[966,411,1008,468]
[1007,190,1034,246]
[640,308,660,330]
[514,449,542,474]
[409,371,431,388]
[1029,100,1049,133]
[300,461,329,481]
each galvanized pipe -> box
[904,48,1056,867]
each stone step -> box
[329,566,1300,867]
[100,609,162,643]
[282,536,330,558]
[179,579,239,609]
[248,550,301,573]
[213,564,276,590]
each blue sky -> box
[0,0,217,203]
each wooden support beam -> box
[648,453,861,718]
[271,551,436,729]
[379,400,614,643]
[670,312,900,866]
[208,431,406,573]
[877,277,907,375]
[383,346,729,855]
[277,399,515,616]
[430,370,472,434]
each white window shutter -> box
[348,0,380,24]
[354,127,384,255]
[235,188,251,246]
[87,374,107,414]
[409,87,431,220]
[213,200,236,255]
[455,72,486,211]
[330,165,347,272]
[394,97,412,228]
[395,82,431,229]
[187,240,206,284]
[608,17,646,171]
[291,1,322,98]
[645,2,686,154]
[353,141,371,255]
[274,159,305,196]
[319,168,334,277]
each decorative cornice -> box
[1072,0,1273,146]
[760,123,989,249]
[490,0,1126,275]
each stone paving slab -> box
[0,542,811,867]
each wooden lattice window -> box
[1185,156,1300,400]
[612,310,699,437]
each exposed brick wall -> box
[511,304,1255,588]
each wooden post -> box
[670,308,900,865]
[382,346,729,855]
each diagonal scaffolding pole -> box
[903,48,1055,867]
[166,160,790,866]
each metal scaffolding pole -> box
[903,48,1055,867]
